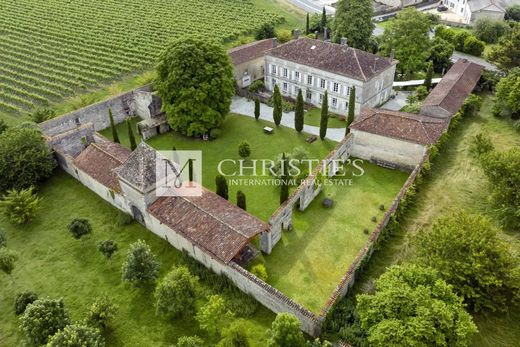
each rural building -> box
[349,108,447,170]
[228,38,277,89]
[264,38,397,115]
[441,0,519,24]
[421,59,484,119]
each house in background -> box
[441,0,519,24]
[264,37,397,116]
[228,38,277,89]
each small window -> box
[307,75,313,85]
[332,98,338,108]
[306,90,312,101]
[345,101,349,110]
[347,86,351,96]
[319,94,323,102]
[282,82,288,92]
[283,68,288,78]
[272,78,276,88]
[295,71,300,81]
[333,83,339,93]
[320,79,326,89]
[272,65,277,74]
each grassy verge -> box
[100,114,335,221]
[304,108,346,128]
[264,162,408,312]
[0,171,275,346]
[350,94,520,346]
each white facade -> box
[264,56,395,116]
[442,0,517,24]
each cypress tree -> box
[424,62,434,91]
[295,89,304,133]
[279,153,289,205]
[108,108,119,144]
[254,97,261,120]
[215,174,229,200]
[127,119,137,151]
[236,190,246,211]
[273,85,283,126]
[306,13,310,35]
[321,7,327,33]
[319,91,329,140]
[345,86,356,135]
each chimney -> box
[390,49,395,60]
[293,29,301,40]
[340,37,348,46]
[272,38,278,48]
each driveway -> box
[379,91,411,111]
[451,51,498,71]
[230,96,345,142]
[288,0,336,14]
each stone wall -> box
[39,86,155,137]
[261,135,353,253]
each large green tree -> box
[488,23,520,70]
[267,313,305,347]
[416,212,520,312]
[428,37,454,73]
[496,68,520,118]
[196,295,234,337]
[473,18,510,44]
[333,0,374,49]
[357,264,478,347]
[155,266,198,318]
[0,125,55,192]
[19,298,70,346]
[481,148,520,230]
[156,37,234,137]
[46,324,104,347]
[121,240,161,286]
[381,8,432,77]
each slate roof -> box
[421,59,484,116]
[350,108,447,145]
[468,0,515,12]
[74,142,132,192]
[266,38,397,81]
[117,142,158,192]
[148,184,268,264]
[228,39,275,66]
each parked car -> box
[437,4,448,12]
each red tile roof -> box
[421,59,484,116]
[350,108,447,145]
[148,183,268,264]
[228,39,275,66]
[73,142,132,192]
[266,38,397,81]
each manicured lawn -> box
[0,171,275,346]
[263,161,409,312]
[304,107,346,128]
[350,94,520,346]
[101,114,336,221]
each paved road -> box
[230,96,345,142]
[452,51,498,71]
[288,0,336,14]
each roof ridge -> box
[90,142,126,164]
[352,49,367,81]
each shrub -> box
[175,336,205,347]
[85,296,118,330]
[67,218,92,240]
[371,216,377,223]
[514,120,520,132]
[210,128,222,139]
[0,187,41,224]
[276,30,292,43]
[400,102,421,114]
[0,230,6,247]
[30,108,55,123]
[19,298,70,346]
[256,23,275,40]
[363,228,369,234]
[473,18,510,44]
[470,133,494,158]
[216,174,229,200]
[250,264,268,282]
[379,204,385,211]
[453,30,471,51]
[46,324,104,347]
[238,141,251,158]
[196,295,234,337]
[115,210,133,226]
[97,240,118,260]
[14,290,38,315]
[236,190,246,211]
[0,119,7,135]
[267,313,306,347]
[121,240,161,286]
[0,248,16,275]
[415,85,429,100]
[248,80,264,94]
[155,266,198,318]
[505,4,520,21]
[461,94,483,116]
[463,35,485,56]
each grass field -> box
[263,163,409,312]
[350,94,520,346]
[101,114,335,221]
[0,0,283,114]
[304,108,346,128]
[0,171,275,346]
